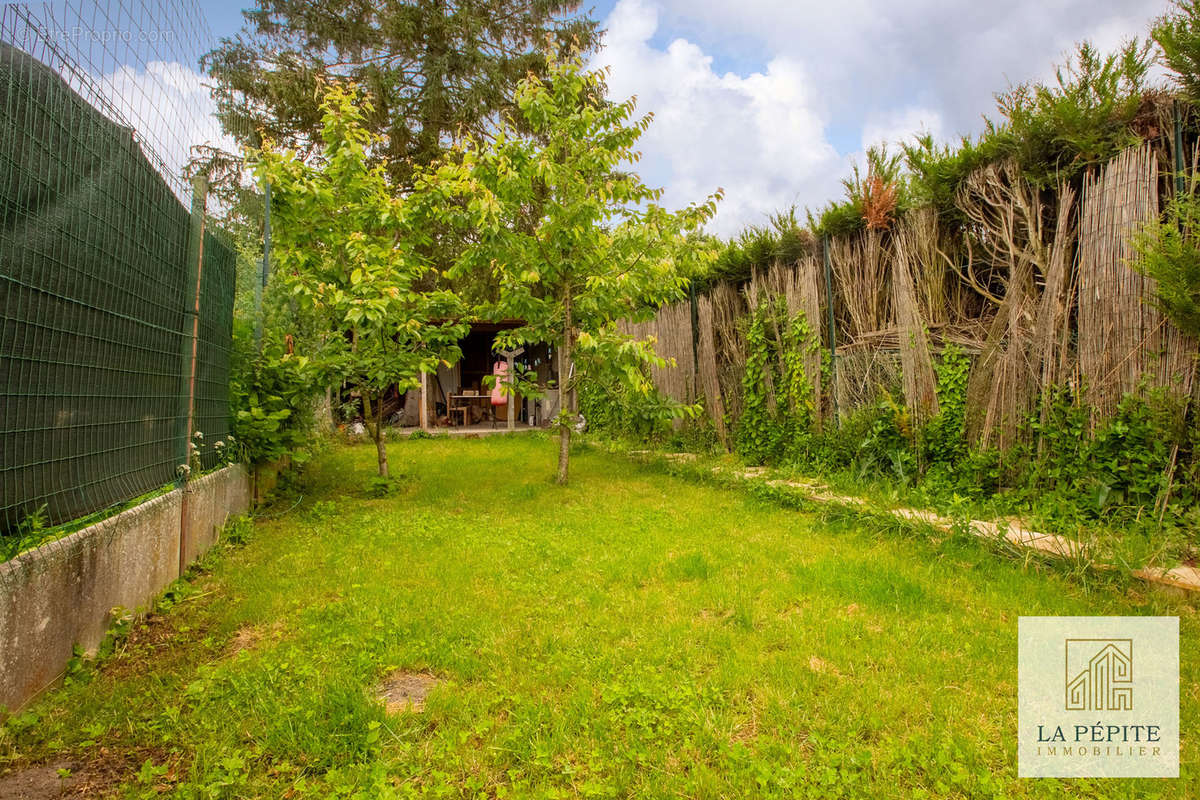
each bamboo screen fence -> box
[627,143,1198,448]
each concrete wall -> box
[182,465,251,565]
[0,464,250,712]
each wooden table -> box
[449,394,494,426]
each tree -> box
[251,84,468,478]
[447,54,721,484]
[1132,193,1200,339]
[204,0,598,188]
[1155,1,1200,105]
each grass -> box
[642,428,1198,574]
[1,435,1196,798]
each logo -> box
[1018,617,1178,778]
[1065,639,1132,711]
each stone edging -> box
[621,448,1200,595]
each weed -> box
[222,514,254,546]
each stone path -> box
[623,447,1200,595]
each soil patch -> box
[375,671,440,713]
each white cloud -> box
[88,60,235,204]
[592,0,1173,237]
[860,107,945,153]
[649,0,1171,139]
[593,0,848,236]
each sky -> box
[67,0,1178,235]
[579,0,1173,235]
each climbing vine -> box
[735,297,819,464]
[921,345,970,466]
[735,300,778,464]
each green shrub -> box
[921,346,971,467]
[733,297,819,464]
[1131,190,1200,339]
[1155,0,1200,106]
[578,366,695,443]
[989,39,1152,189]
[230,318,319,466]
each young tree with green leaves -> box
[446,54,721,484]
[1155,0,1200,104]
[1132,194,1200,339]
[252,85,467,479]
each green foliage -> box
[735,301,780,464]
[446,52,719,482]
[988,39,1153,189]
[0,504,51,561]
[804,395,918,486]
[1131,190,1200,338]
[252,84,469,476]
[230,319,317,466]
[1024,387,1092,491]
[203,0,598,193]
[61,608,136,688]
[810,145,909,238]
[221,514,255,547]
[921,346,971,466]
[779,309,819,436]
[809,199,865,240]
[707,26,1160,289]
[578,371,694,442]
[663,420,723,455]
[1022,389,1184,516]
[902,134,995,223]
[898,38,1155,223]
[1155,0,1200,105]
[697,210,813,289]
[365,474,397,498]
[926,386,1187,526]
[734,298,818,464]
[724,330,1191,539]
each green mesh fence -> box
[0,17,236,536]
[193,228,236,472]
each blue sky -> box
[190,0,1173,234]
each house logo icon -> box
[1065,639,1132,711]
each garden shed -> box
[413,321,558,432]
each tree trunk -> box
[556,292,574,486]
[363,391,389,479]
[375,428,389,479]
[557,348,570,485]
[416,0,447,167]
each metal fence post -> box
[178,174,208,574]
[255,179,271,350]
[689,281,700,404]
[1174,100,1186,201]
[823,236,839,425]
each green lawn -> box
[2,436,1196,798]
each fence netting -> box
[1,1,235,537]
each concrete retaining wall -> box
[183,465,252,565]
[0,464,250,711]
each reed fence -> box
[630,143,1198,449]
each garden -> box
[2,437,1196,798]
[2,0,1200,796]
